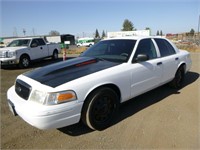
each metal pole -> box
[198,15,200,37]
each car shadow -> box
[58,71,199,136]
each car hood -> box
[0,46,27,52]
[24,57,120,87]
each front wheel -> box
[82,87,119,130]
[19,55,30,68]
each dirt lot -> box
[1,53,200,149]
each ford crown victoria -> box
[7,36,192,130]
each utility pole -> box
[23,28,26,36]
[198,15,200,37]
[32,28,35,36]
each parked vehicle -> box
[7,36,192,130]
[0,38,61,68]
[0,42,6,48]
[76,37,94,47]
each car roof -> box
[104,36,166,41]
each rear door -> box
[153,38,179,84]
[130,38,163,97]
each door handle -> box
[157,62,162,65]
[40,47,43,50]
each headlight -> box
[30,90,77,105]
[7,51,16,58]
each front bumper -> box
[7,86,83,130]
[0,58,19,65]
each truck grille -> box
[0,51,6,58]
[15,79,32,100]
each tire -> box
[82,87,119,130]
[52,50,58,60]
[19,55,30,68]
[169,66,185,89]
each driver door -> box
[130,38,163,97]
[30,39,47,60]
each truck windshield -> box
[81,39,136,63]
[7,39,31,47]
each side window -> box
[134,39,157,60]
[31,39,39,47]
[37,39,46,46]
[154,39,176,57]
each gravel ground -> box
[1,53,199,149]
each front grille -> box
[15,79,32,100]
[0,52,6,58]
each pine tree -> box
[95,29,100,38]
[160,30,163,36]
[156,30,159,36]
[102,30,106,38]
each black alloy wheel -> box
[82,87,119,130]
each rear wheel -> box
[82,87,119,130]
[52,50,58,60]
[169,66,185,89]
[19,55,30,68]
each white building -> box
[107,30,150,38]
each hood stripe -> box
[24,57,120,87]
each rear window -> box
[154,39,176,57]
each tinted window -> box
[134,39,157,60]
[154,39,176,57]
[31,39,38,47]
[37,39,46,46]
[81,39,136,63]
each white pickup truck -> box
[7,36,192,130]
[0,38,61,68]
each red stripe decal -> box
[75,60,97,67]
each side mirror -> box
[134,54,149,63]
[31,43,38,48]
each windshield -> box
[7,39,31,47]
[81,39,136,63]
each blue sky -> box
[1,0,199,37]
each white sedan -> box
[7,36,192,130]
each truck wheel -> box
[169,66,185,89]
[19,55,30,68]
[82,87,119,130]
[52,50,58,60]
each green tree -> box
[156,30,159,36]
[49,30,60,36]
[95,29,100,38]
[160,30,163,36]
[122,19,135,31]
[101,30,106,38]
[145,27,150,30]
[190,28,195,36]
